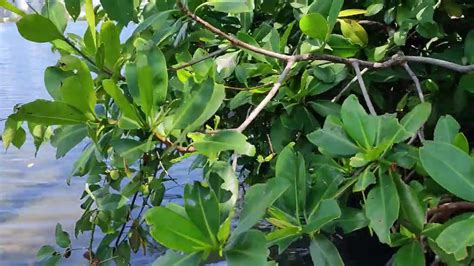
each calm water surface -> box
[0,22,201,265]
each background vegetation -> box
[1,0,474,265]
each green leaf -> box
[434,115,460,143]
[338,9,367,17]
[453,133,469,153]
[435,217,474,260]
[309,235,344,266]
[303,199,341,233]
[419,141,474,201]
[55,223,71,248]
[365,4,384,16]
[394,241,425,266]
[16,14,62,43]
[208,0,255,13]
[100,0,135,25]
[299,13,329,41]
[225,230,269,266]
[96,193,128,211]
[365,171,400,244]
[85,0,96,45]
[60,76,96,116]
[184,183,220,246]
[393,172,424,234]
[2,116,20,150]
[266,227,301,255]
[341,95,377,149]
[339,19,368,46]
[233,178,290,236]
[152,250,202,266]
[99,21,121,69]
[145,207,213,252]
[399,102,431,137]
[36,245,55,261]
[172,79,218,130]
[12,100,91,125]
[465,30,474,64]
[353,167,376,192]
[333,207,369,234]
[275,143,306,220]
[44,66,73,101]
[41,0,68,33]
[102,79,142,129]
[307,116,360,156]
[51,125,88,159]
[187,84,225,131]
[64,0,81,21]
[69,143,96,183]
[0,0,27,16]
[309,100,341,117]
[192,130,256,160]
[111,139,151,165]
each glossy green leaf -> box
[12,100,91,125]
[275,143,306,220]
[353,167,376,192]
[333,207,369,233]
[436,217,474,260]
[341,95,377,149]
[85,0,96,44]
[266,227,300,254]
[399,102,431,137]
[453,133,469,153]
[309,235,344,266]
[44,66,73,101]
[339,19,368,46]
[69,144,96,182]
[299,13,329,41]
[51,125,87,159]
[184,183,220,246]
[64,0,81,21]
[16,14,62,43]
[192,130,256,160]
[99,21,121,69]
[309,100,341,117]
[36,245,55,261]
[172,79,216,130]
[419,141,474,201]
[307,116,360,156]
[365,171,400,244]
[225,230,268,266]
[209,0,255,13]
[2,116,21,150]
[145,207,213,252]
[187,84,225,131]
[100,0,135,25]
[434,115,460,143]
[303,199,341,233]
[233,178,290,236]
[458,73,474,94]
[152,250,202,266]
[394,241,425,266]
[55,223,71,248]
[393,172,424,234]
[111,139,151,165]
[102,79,142,129]
[41,0,68,33]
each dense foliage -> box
[1,0,474,265]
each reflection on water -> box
[0,22,203,265]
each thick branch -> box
[237,60,294,132]
[428,202,474,216]
[352,62,376,115]
[178,1,474,73]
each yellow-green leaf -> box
[339,19,368,47]
[338,9,367,18]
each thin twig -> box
[403,63,425,102]
[352,61,376,115]
[332,68,369,102]
[114,191,139,248]
[237,60,294,132]
[224,82,273,91]
[170,45,232,70]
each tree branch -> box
[332,68,368,102]
[170,45,232,71]
[154,132,196,153]
[403,62,425,102]
[178,1,474,73]
[428,202,474,217]
[352,61,376,115]
[236,59,294,132]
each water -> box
[0,22,204,265]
